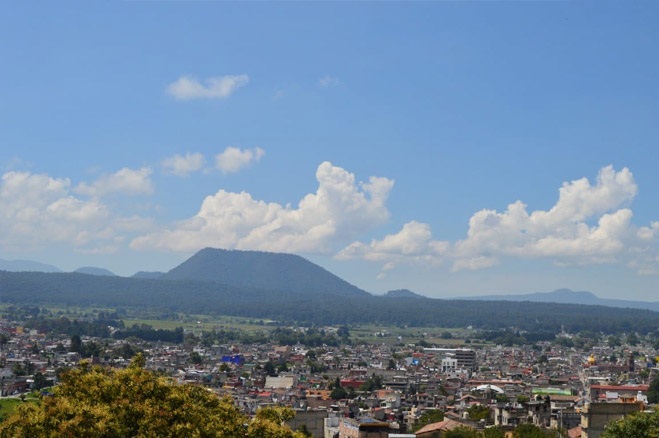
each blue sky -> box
[1,2,658,300]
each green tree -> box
[602,409,659,437]
[264,360,276,376]
[512,424,551,438]
[467,404,490,421]
[482,426,506,438]
[648,375,659,404]
[412,409,444,432]
[69,335,82,353]
[190,351,203,365]
[0,354,304,438]
[32,372,49,391]
[444,426,479,438]
[330,386,348,400]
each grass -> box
[0,395,39,422]
[122,314,276,334]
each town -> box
[1,306,656,438]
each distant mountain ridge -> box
[131,271,164,279]
[0,258,62,273]
[383,289,426,298]
[3,249,659,333]
[74,267,117,277]
[161,248,370,298]
[460,288,659,312]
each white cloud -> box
[337,221,449,274]
[452,166,639,269]
[75,167,153,197]
[319,75,340,88]
[166,74,249,100]
[162,152,205,176]
[215,147,265,174]
[0,171,150,253]
[337,165,659,276]
[131,161,394,254]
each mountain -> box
[161,248,370,298]
[3,270,659,334]
[0,258,62,273]
[382,289,425,298]
[74,267,117,277]
[3,266,659,333]
[459,288,659,312]
[131,271,164,279]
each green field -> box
[0,395,39,422]
[1,303,485,346]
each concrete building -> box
[580,402,642,438]
[424,348,477,371]
[339,418,390,438]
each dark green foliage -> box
[264,361,276,376]
[3,269,659,333]
[602,410,659,437]
[444,427,480,438]
[412,409,444,432]
[330,386,347,400]
[32,372,49,391]
[512,424,557,438]
[113,324,184,343]
[467,404,490,421]
[358,375,383,392]
[271,327,342,347]
[648,375,659,404]
[482,426,506,438]
[23,314,121,338]
[69,335,82,353]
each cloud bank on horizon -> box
[1,156,657,277]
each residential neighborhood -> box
[1,310,657,438]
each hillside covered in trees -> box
[2,269,658,335]
[2,248,658,335]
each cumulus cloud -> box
[162,152,205,176]
[215,147,265,174]
[75,167,153,197]
[0,171,150,253]
[452,165,639,269]
[337,221,449,274]
[131,162,394,253]
[338,165,659,276]
[166,74,249,100]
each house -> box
[415,419,467,438]
[339,417,390,438]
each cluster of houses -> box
[1,318,657,438]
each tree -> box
[412,409,444,432]
[482,426,506,438]
[264,360,276,376]
[444,426,479,438]
[190,351,203,365]
[69,334,82,353]
[467,404,490,421]
[0,354,305,438]
[330,386,348,400]
[648,375,659,404]
[32,372,49,391]
[602,410,659,437]
[512,424,555,438]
